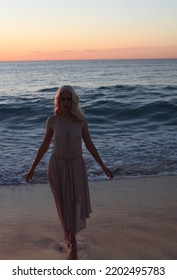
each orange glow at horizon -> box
[0,46,177,62]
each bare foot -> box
[67,248,78,260]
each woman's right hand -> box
[25,167,35,182]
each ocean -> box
[0,59,177,185]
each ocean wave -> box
[37,87,58,93]
[163,85,177,90]
[97,85,137,91]
[128,100,177,121]
[1,92,177,128]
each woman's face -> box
[60,91,72,113]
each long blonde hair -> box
[54,85,85,121]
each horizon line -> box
[0,57,177,63]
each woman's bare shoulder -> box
[47,115,59,127]
[47,114,58,121]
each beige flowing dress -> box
[48,116,92,239]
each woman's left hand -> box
[101,165,113,180]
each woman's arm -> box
[26,117,53,182]
[82,121,113,179]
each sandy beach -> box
[0,176,177,260]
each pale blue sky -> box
[1,0,177,60]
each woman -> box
[26,85,113,259]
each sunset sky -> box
[1,0,177,61]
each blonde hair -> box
[54,85,85,121]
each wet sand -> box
[0,176,177,260]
